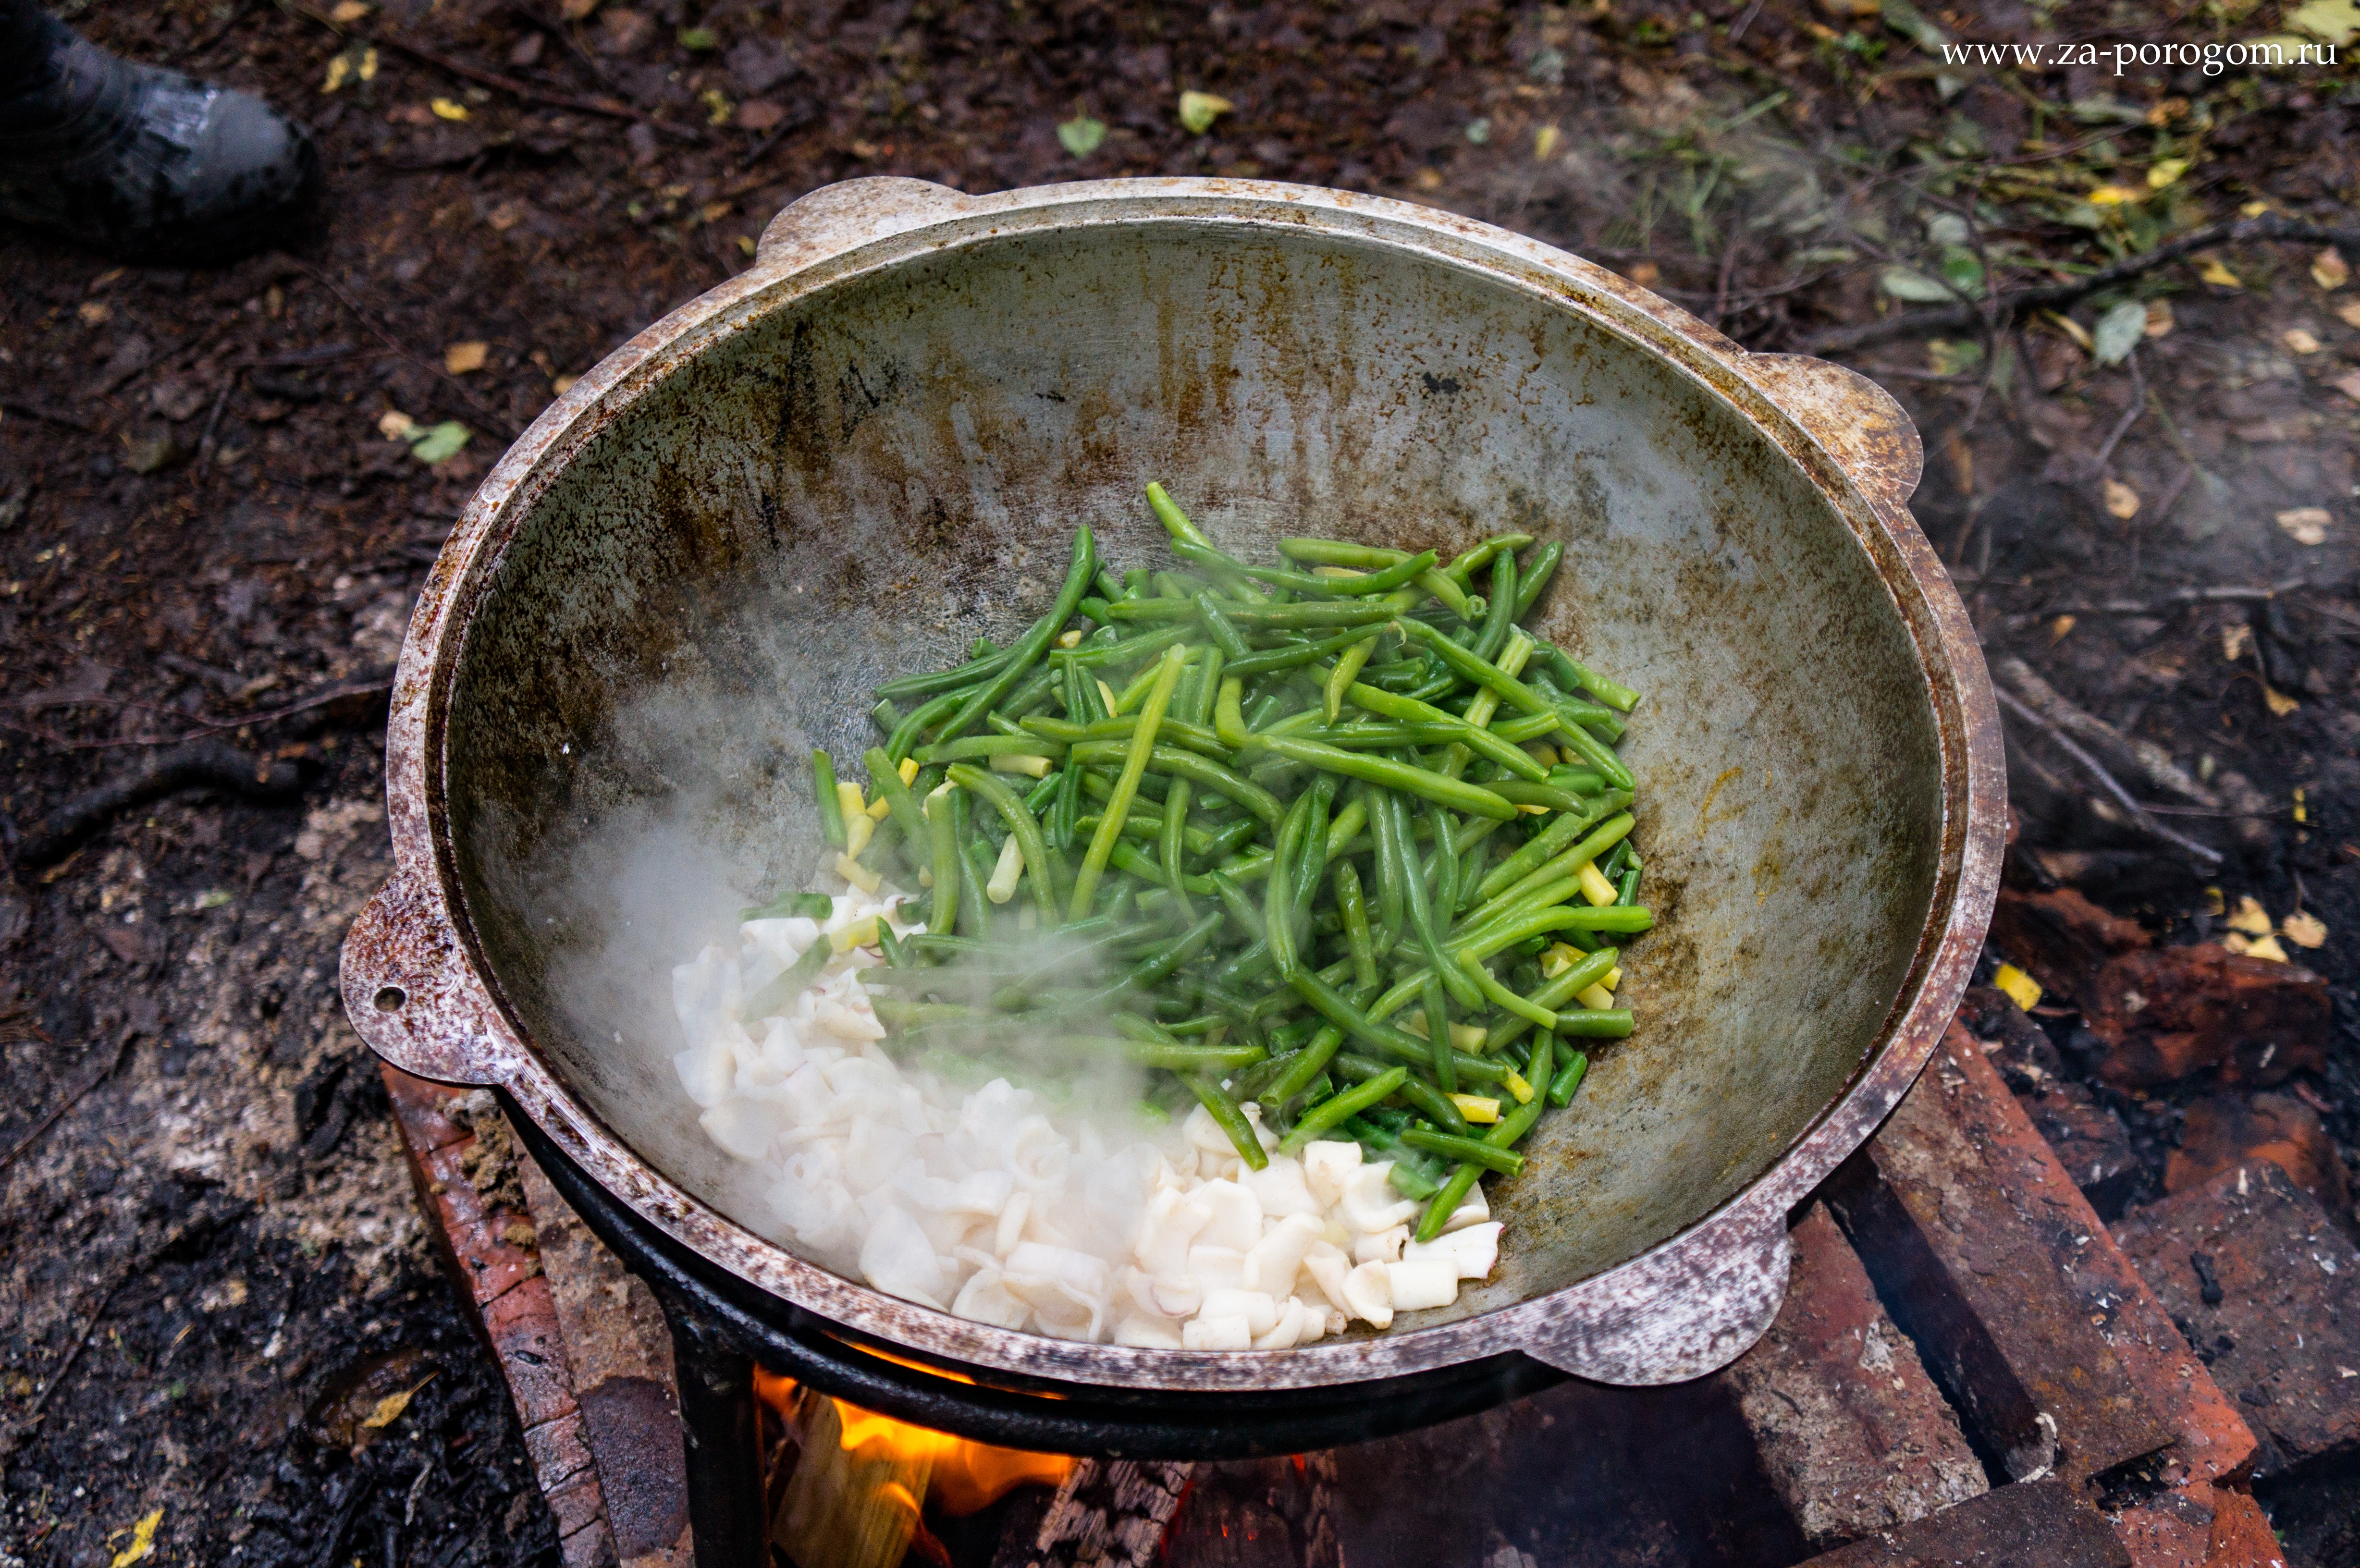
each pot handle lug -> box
[1516,1200,1791,1385]
[340,871,514,1086]
[1739,354,1924,519]
[755,176,977,273]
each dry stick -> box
[286,3,706,142]
[282,260,524,441]
[1992,655,2214,805]
[1992,686,2223,866]
[0,1039,128,1176]
[15,1274,125,1436]
[0,673,393,753]
[2041,578,2311,616]
[1802,213,2360,355]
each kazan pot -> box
[341,177,2004,1449]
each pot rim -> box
[342,176,2006,1392]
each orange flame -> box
[755,1368,1076,1519]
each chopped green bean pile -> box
[815,484,1648,1242]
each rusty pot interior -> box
[438,208,1944,1335]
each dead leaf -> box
[2284,328,2323,355]
[109,1508,162,1568]
[329,0,371,17]
[2282,910,2327,948]
[1534,124,1562,159]
[2276,506,2331,546]
[442,341,489,375]
[2050,613,2077,642]
[486,202,522,232]
[378,409,418,440]
[552,373,578,394]
[2333,371,2360,404]
[359,1376,433,1430]
[2222,623,2253,661]
[2263,684,2301,717]
[2143,299,2174,337]
[2103,480,2139,518]
[2044,310,2094,352]
[2339,300,2360,329]
[1629,261,1659,286]
[2226,895,2273,935]
[2197,256,2242,289]
[737,99,786,130]
[78,300,110,326]
[429,98,470,122]
[2244,931,2291,961]
[2314,247,2351,289]
[559,0,598,15]
[1177,90,1233,134]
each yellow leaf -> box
[2340,299,2360,329]
[78,300,110,326]
[2294,786,2308,824]
[2288,0,2360,43]
[2198,257,2242,288]
[111,1508,163,1568]
[1993,963,2042,1012]
[2203,886,2226,917]
[358,45,378,80]
[377,409,417,440]
[2227,895,2273,934]
[2103,481,2139,519]
[2051,612,2079,640]
[1177,90,1233,134]
[2222,623,2252,661]
[2144,299,2174,337]
[1534,123,1562,160]
[2314,247,2351,289]
[2276,506,2331,546]
[2283,910,2328,948]
[2147,158,2188,189]
[2284,328,2323,354]
[552,373,578,394]
[2045,310,2094,352]
[359,1387,416,1430]
[2088,184,2142,206]
[322,53,351,91]
[430,98,470,121]
[2240,199,2272,217]
[330,0,371,17]
[2263,683,2300,717]
[442,340,489,374]
[2243,932,2291,963]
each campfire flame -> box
[756,1368,1077,1568]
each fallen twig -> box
[0,1038,128,1176]
[287,3,705,143]
[1992,685,2224,865]
[0,670,393,752]
[279,259,523,441]
[12,742,302,867]
[1802,214,2360,355]
[1993,655,2213,805]
[0,400,98,434]
[2040,577,2311,615]
[12,1273,125,1439]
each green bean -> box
[1107,839,1216,896]
[1472,549,1516,663]
[1263,1020,1346,1103]
[929,526,1097,749]
[1285,969,1507,1085]
[1415,1164,1483,1243]
[1366,785,1408,950]
[1193,592,1254,660]
[948,764,1059,918]
[1223,627,1383,679]
[813,750,846,849]
[1341,683,1547,780]
[1240,735,1520,820]
[1548,1050,1589,1108]
[1186,1073,1270,1170]
[1396,618,1634,789]
[1420,974,1457,1094]
[924,790,961,935]
[1278,538,1409,570]
[1075,741,1284,825]
[1545,646,1642,713]
[1277,1065,1408,1155]
[1439,532,1536,588]
[1335,860,1378,990]
[1459,951,1557,1029]
[1396,794,1484,1011]
[742,890,836,922]
[875,645,1018,703]
[1474,811,1637,920]
[1112,1040,1268,1071]
[1401,1128,1524,1175]
[1221,600,1400,629]
[1125,910,1227,991]
[1026,714,1231,759]
[1291,773,1336,914]
[885,688,963,765]
[1160,777,1196,916]
[1324,634,1377,723]
[919,735,1065,764]
[1470,792,1632,904]
[861,747,931,867]
[1070,644,1187,919]
[1264,792,1314,978]
[1331,1051,1471,1135]
[1512,540,1563,620]
[1486,781,1592,814]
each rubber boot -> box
[0,7,320,264]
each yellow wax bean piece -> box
[1577,862,1618,907]
[1450,1094,1502,1124]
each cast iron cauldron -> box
[341,177,2004,1427]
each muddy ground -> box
[1,0,2356,1563]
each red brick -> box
[1828,1026,2176,1485]
[2202,1489,2288,1568]
[1795,1479,2130,1568]
[2082,946,2329,1090]
[525,1407,599,1492]
[1989,886,2151,1003]
[421,1137,541,1309]
[543,1473,611,1560]
[2165,1095,2353,1235]
[2113,1163,2360,1478]
[483,1275,581,1433]
[380,1062,472,1153]
[1722,1204,1986,1547]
